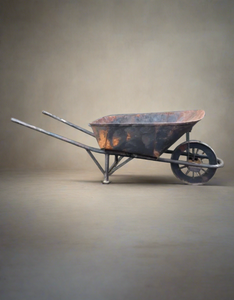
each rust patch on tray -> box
[126,133,131,141]
[112,137,120,147]
[153,150,160,158]
[106,138,113,149]
[98,130,107,149]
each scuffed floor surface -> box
[0,168,234,300]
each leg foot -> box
[102,180,110,184]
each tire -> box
[171,141,217,185]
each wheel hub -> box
[188,158,202,172]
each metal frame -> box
[11,111,224,184]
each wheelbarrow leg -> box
[103,153,110,184]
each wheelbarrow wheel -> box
[171,141,217,185]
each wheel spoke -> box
[185,169,190,175]
[201,168,208,174]
[179,165,187,170]
[192,148,195,160]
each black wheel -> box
[171,141,217,185]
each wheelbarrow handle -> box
[11,118,103,154]
[42,111,95,137]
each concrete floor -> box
[0,167,234,300]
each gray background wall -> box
[1,0,234,171]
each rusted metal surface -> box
[90,110,205,158]
[11,109,224,185]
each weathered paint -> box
[154,150,160,157]
[90,110,205,158]
[126,133,131,141]
[97,130,107,149]
[106,138,113,150]
[112,137,120,147]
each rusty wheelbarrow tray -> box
[11,110,224,185]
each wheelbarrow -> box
[11,110,224,185]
